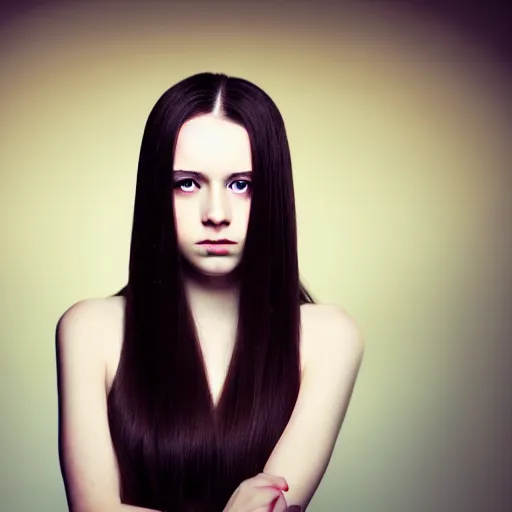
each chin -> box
[182,255,242,278]
[198,262,240,277]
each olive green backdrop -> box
[1,1,510,511]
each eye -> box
[174,179,199,193]
[229,180,252,194]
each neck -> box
[181,261,240,324]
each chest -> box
[105,304,312,399]
[195,320,237,407]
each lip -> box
[197,239,237,244]
[201,245,232,255]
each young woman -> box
[56,72,364,512]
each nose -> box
[202,185,231,227]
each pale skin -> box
[56,114,365,512]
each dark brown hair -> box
[107,72,315,512]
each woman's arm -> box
[56,300,165,512]
[264,305,365,510]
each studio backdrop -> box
[0,1,510,511]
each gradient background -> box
[1,1,510,511]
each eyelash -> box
[173,179,252,194]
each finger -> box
[247,485,283,507]
[254,472,289,490]
[270,492,288,512]
[247,476,287,492]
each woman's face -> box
[172,113,253,277]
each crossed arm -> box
[57,301,364,512]
[263,305,364,510]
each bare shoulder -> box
[58,295,123,325]
[300,303,365,370]
[56,295,126,510]
[57,296,124,337]
[56,296,125,370]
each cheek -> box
[173,196,193,220]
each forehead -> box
[173,114,252,173]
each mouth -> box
[197,240,237,256]
[197,239,237,245]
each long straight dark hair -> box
[107,72,315,512]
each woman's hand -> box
[271,494,303,512]
[269,492,289,512]
[222,472,289,512]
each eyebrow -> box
[173,170,252,181]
